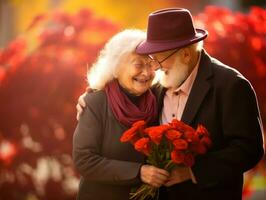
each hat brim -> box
[136,29,208,54]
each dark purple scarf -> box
[105,80,158,127]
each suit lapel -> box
[181,50,213,125]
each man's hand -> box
[164,166,193,187]
[76,92,87,120]
[140,165,170,188]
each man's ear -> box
[180,47,191,64]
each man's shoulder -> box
[209,56,246,83]
[206,55,253,93]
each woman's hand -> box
[140,165,169,188]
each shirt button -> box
[172,114,175,117]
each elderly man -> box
[76,8,264,200]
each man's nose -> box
[154,65,161,71]
[160,66,167,71]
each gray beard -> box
[159,59,190,89]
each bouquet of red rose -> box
[120,119,212,200]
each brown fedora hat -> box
[136,8,208,54]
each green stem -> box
[164,160,173,171]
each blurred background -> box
[0,0,265,200]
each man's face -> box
[151,49,191,89]
[150,49,179,71]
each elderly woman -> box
[73,29,169,200]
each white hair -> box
[188,40,203,52]
[87,29,146,90]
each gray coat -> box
[73,90,145,200]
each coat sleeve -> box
[193,77,264,188]
[72,93,142,185]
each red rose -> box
[132,120,146,130]
[196,124,209,138]
[169,119,195,133]
[120,126,139,143]
[165,129,182,141]
[120,120,147,143]
[184,153,195,167]
[144,125,170,145]
[173,139,188,150]
[134,138,151,156]
[132,120,146,127]
[169,119,184,129]
[200,136,212,148]
[171,150,185,164]
[183,130,199,143]
[146,129,164,145]
[195,124,212,149]
[190,143,207,154]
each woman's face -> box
[116,53,155,96]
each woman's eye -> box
[134,63,143,67]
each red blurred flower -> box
[0,140,17,165]
[195,125,212,148]
[171,150,185,164]
[144,125,170,145]
[165,129,182,141]
[190,143,207,154]
[184,153,195,167]
[27,14,46,31]
[183,130,199,143]
[0,7,120,200]
[120,126,139,143]
[169,119,195,133]
[134,138,151,156]
[0,38,27,69]
[120,120,146,143]
[201,136,212,148]
[0,67,6,82]
[132,120,146,132]
[173,139,188,150]
[196,124,209,137]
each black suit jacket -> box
[153,50,264,200]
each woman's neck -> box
[118,83,142,106]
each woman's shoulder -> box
[84,90,107,109]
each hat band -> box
[147,33,196,43]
